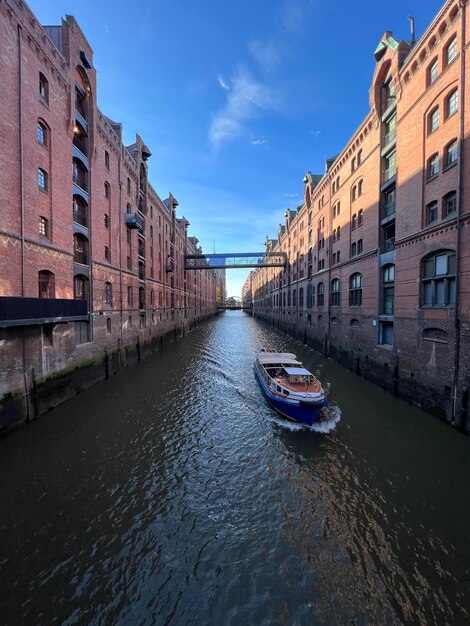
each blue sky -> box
[30,0,444,297]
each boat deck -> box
[273,376,322,393]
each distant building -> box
[242,272,255,310]
[0,0,217,430]
[252,0,470,429]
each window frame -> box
[349,273,362,307]
[421,250,456,308]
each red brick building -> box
[252,0,470,429]
[0,0,217,431]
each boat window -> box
[277,385,282,392]
[283,389,289,396]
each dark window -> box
[427,201,438,224]
[307,283,313,308]
[358,180,363,196]
[104,213,109,228]
[299,287,304,307]
[39,73,49,103]
[422,250,456,307]
[444,191,457,217]
[38,168,48,190]
[380,321,394,346]
[293,289,297,306]
[331,278,340,306]
[382,264,395,315]
[104,182,110,199]
[127,286,133,307]
[352,214,357,230]
[73,195,88,227]
[106,318,112,333]
[358,209,363,226]
[73,234,89,265]
[105,150,110,170]
[357,239,363,254]
[423,327,448,342]
[37,121,47,145]
[38,270,55,298]
[349,273,362,306]
[317,282,324,306]
[74,275,89,300]
[127,177,131,194]
[105,246,110,262]
[351,242,357,257]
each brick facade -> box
[251,0,470,430]
[0,0,217,431]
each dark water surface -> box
[1,312,469,625]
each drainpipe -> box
[452,0,467,423]
[118,152,123,352]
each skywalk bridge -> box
[184,252,287,270]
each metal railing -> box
[383,200,396,218]
[384,126,397,145]
[73,207,88,227]
[74,250,89,265]
[383,238,395,252]
[73,172,88,192]
[73,135,88,157]
[383,165,396,182]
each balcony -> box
[165,257,175,273]
[383,126,396,146]
[383,200,396,219]
[75,95,88,121]
[126,212,143,230]
[383,238,395,252]
[73,134,88,157]
[383,165,396,183]
[72,171,88,193]
[138,241,145,258]
[0,296,88,328]
[73,205,88,227]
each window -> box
[357,239,363,254]
[127,177,131,194]
[358,209,363,226]
[106,318,112,333]
[423,328,448,342]
[445,140,458,167]
[74,234,89,265]
[422,250,456,307]
[104,182,110,199]
[105,246,110,262]
[104,213,109,229]
[384,151,396,181]
[428,153,439,179]
[428,58,438,86]
[382,264,395,315]
[351,157,356,172]
[293,289,297,306]
[358,149,362,164]
[351,242,357,257]
[383,188,396,217]
[105,150,110,170]
[380,321,394,346]
[39,216,49,237]
[385,114,397,144]
[127,285,133,307]
[331,278,340,306]
[427,201,438,224]
[317,283,324,306]
[37,121,47,145]
[446,89,458,118]
[337,225,341,240]
[287,291,291,306]
[429,107,439,133]
[349,273,362,306]
[307,283,313,308]
[38,270,55,298]
[299,288,304,307]
[446,36,457,66]
[39,73,49,103]
[38,168,48,190]
[352,214,357,230]
[358,180,363,196]
[73,195,88,227]
[74,275,89,300]
[444,191,457,217]
[337,250,341,263]
[104,282,113,305]
[352,185,357,201]
[333,229,337,242]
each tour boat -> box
[254,350,327,425]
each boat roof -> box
[256,352,301,366]
[284,367,312,376]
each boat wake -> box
[270,404,341,434]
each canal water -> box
[1,311,469,625]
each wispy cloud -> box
[249,39,282,74]
[283,192,300,198]
[217,74,229,91]
[250,137,268,146]
[209,68,274,148]
[310,129,321,137]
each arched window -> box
[445,35,457,66]
[337,225,341,240]
[73,195,88,227]
[307,283,313,308]
[104,282,113,306]
[37,121,47,145]
[429,107,439,133]
[139,286,145,310]
[382,264,395,315]
[317,282,324,306]
[74,274,89,300]
[283,292,286,307]
[352,185,357,201]
[358,209,363,226]
[421,250,456,307]
[426,201,438,224]
[73,121,88,156]
[38,168,48,191]
[427,58,438,86]
[349,273,362,306]
[445,139,458,168]
[39,72,49,103]
[287,290,291,306]
[351,157,356,172]
[127,177,131,195]
[357,239,363,254]
[427,153,439,179]
[422,328,448,342]
[72,158,88,191]
[127,286,133,307]
[104,182,110,199]
[39,216,49,238]
[444,191,457,217]
[358,180,363,196]
[73,233,89,265]
[331,278,340,306]
[38,270,55,298]
[299,287,304,307]
[357,149,362,164]
[446,89,458,118]
[350,318,359,328]
[352,213,357,230]
[351,242,357,257]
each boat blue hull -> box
[254,365,326,426]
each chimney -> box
[408,16,415,46]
